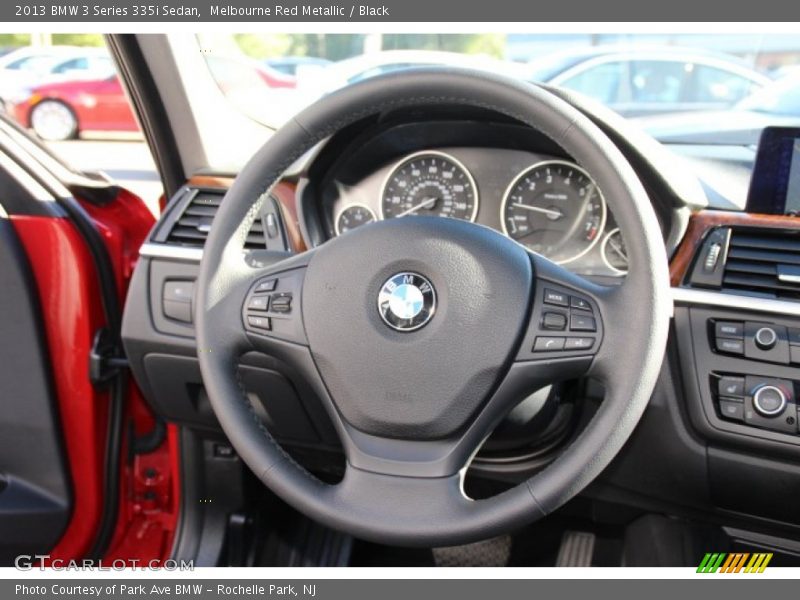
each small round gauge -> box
[601,227,629,274]
[335,204,376,235]
[500,160,606,264]
[380,151,478,222]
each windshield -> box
[195,33,799,136]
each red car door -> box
[0,116,176,566]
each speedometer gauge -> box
[380,151,478,222]
[501,160,606,264]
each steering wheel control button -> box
[715,321,743,339]
[570,314,596,332]
[717,376,745,399]
[518,282,602,360]
[564,337,594,351]
[716,337,744,355]
[254,278,277,293]
[570,296,592,312]
[754,327,778,350]
[247,295,270,311]
[719,400,744,422]
[247,315,272,331]
[270,293,292,313]
[753,385,787,417]
[542,312,567,331]
[242,268,307,344]
[377,272,436,332]
[544,289,569,307]
[534,336,565,352]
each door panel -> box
[0,217,71,564]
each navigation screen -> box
[786,138,800,214]
[746,127,800,215]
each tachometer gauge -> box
[501,160,606,264]
[601,227,628,274]
[380,151,478,222]
[335,204,376,235]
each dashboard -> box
[324,147,627,276]
[122,97,800,551]
[304,118,643,279]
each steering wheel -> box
[195,69,670,547]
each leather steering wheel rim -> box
[195,68,671,547]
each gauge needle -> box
[511,203,563,220]
[608,238,628,261]
[395,196,438,218]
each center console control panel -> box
[713,318,800,365]
[675,306,800,450]
[713,373,798,434]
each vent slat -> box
[719,229,800,302]
[165,190,265,249]
[727,247,800,266]
[723,259,776,276]
[730,234,800,253]
[183,205,219,218]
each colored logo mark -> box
[697,552,773,573]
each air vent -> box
[720,229,800,301]
[164,190,266,249]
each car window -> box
[52,57,88,73]
[691,65,758,103]
[559,61,626,104]
[6,55,53,71]
[630,60,688,104]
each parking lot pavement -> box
[47,138,163,216]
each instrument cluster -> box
[325,146,629,277]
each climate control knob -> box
[753,385,787,417]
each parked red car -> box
[10,56,295,141]
[9,74,139,140]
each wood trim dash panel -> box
[186,176,306,253]
[670,210,800,286]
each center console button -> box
[716,337,744,355]
[754,326,778,350]
[715,321,743,339]
[719,400,744,421]
[717,376,745,398]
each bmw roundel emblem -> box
[377,272,436,332]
